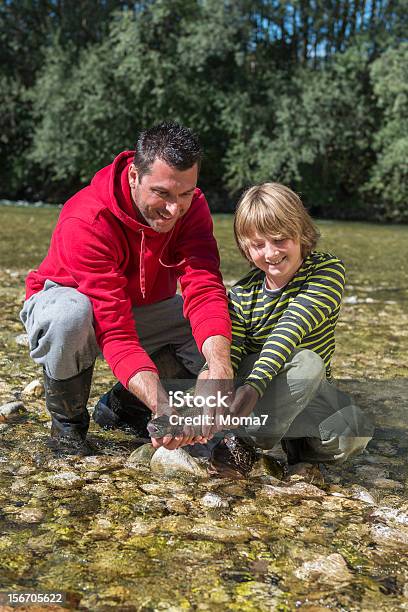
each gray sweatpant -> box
[20,280,204,380]
[20,281,374,462]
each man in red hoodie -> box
[20,123,233,456]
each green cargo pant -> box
[236,349,374,464]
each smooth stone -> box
[355,465,389,480]
[260,482,326,499]
[0,401,26,422]
[46,472,85,489]
[16,507,45,523]
[348,485,377,505]
[22,379,44,398]
[11,478,29,493]
[190,524,251,542]
[126,444,156,467]
[200,492,230,509]
[371,506,408,526]
[295,553,352,583]
[15,333,29,346]
[150,446,208,478]
[372,477,403,490]
[130,518,158,536]
[165,499,189,514]
[371,524,408,549]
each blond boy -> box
[228,183,373,465]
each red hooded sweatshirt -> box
[25,152,231,386]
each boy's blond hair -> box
[234,182,320,261]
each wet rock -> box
[294,553,352,584]
[0,400,26,422]
[287,462,325,487]
[371,524,408,549]
[250,454,285,479]
[130,518,159,536]
[355,465,389,480]
[200,492,230,509]
[348,485,377,505]
[16,507,45,523]
[139,483,164,495]
[15,333,29,346]
[190,524,251,542]
[125,443,156,467]
[260,481,326,500]
[21,379,44,398]
[165,499,189,514]
[10,478,29,493]
[371,506,408,526]
[372,477,403,490]
[150,446,208,478]
[46,472,85,489]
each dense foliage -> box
[1,0,406,220]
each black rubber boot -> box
[93,345,195,436]
[92,382,151,437]
[43,365,94,456]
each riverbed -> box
[0,206,407,610]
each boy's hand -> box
[229,384,259,419]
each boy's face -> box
[246,231,303,289]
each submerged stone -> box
[22,379,44,398]
[200,492,230,509]
[287,462,325,486]
[190,524,251,543]
[150,446,207,478]
[0,400,26,422]
[372,477,403,490]
[294,553,352,584]
[126,444,156,467]
[371,524,408,549]
[46,472,85,489]
[260,481,326,500]
[250,454,285,480]
[15,507,45,523]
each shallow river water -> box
[0,206,407,611]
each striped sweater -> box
[229,252,345,396]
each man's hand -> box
[128,370,205,450]
[229,384,259,419]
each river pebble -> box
[47,472,85,489]
[371,506,408,526]
[355,465,389,480]
[15,333,29,346]
[371,524,408,549]
[372,477,403,490]
[0,400,26,422]
[200,492,230,509]
[126,443,156,467]
[150,446,208,478]
[21,379,44,398]
[294,553,352,583]
[190,524,251,543]
[16,507,45,523]
[260,482,326,499]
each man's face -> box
[129,158,198,233]
[246,231,303,290]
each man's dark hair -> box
[134,122,202,180]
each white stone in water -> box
[349,485,377,505]
[200,492,230,508]
[15,333,29,346]
[371,524,408,549]
[22,379,44,398]
[260,481,326,499]
[372,506,408,526]
[150,446,208,478]
[126,444,156,467]
[0,401,26,422]
[372,477,403,490]
[294,553,352,583]
[46,471,84,489]
[16,507,45,523]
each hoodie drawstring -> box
[139,229,146,300]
